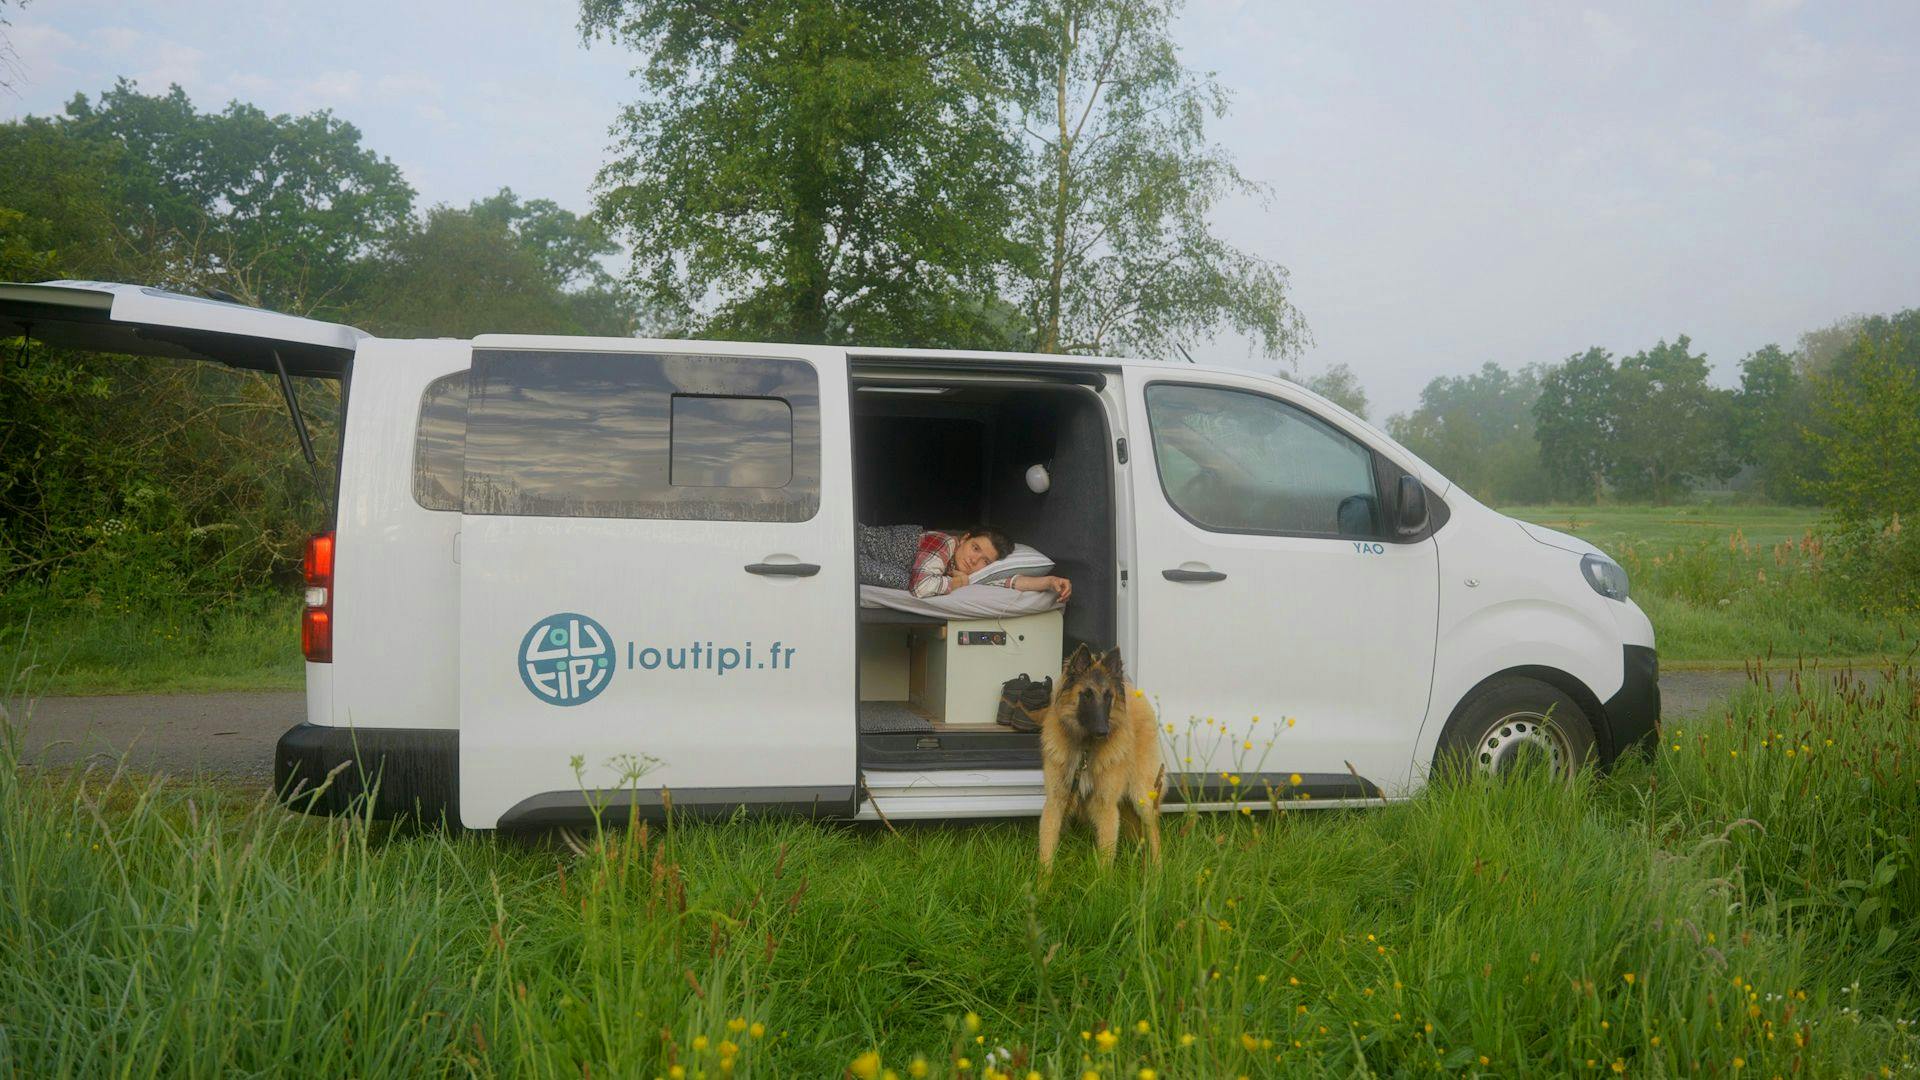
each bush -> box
[1827,518,1920,620]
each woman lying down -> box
[857,524,1072,602]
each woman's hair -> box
[962,526,1013,562]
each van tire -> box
[1433,676,1597,781]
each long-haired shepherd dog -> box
[1039,644,1163,870]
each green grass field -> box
[3,662,1916,1076]
[0,592,304,696]
[1499,504,1913,668]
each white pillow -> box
[971,543,1055,586]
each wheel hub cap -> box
[1476,711,1567,777]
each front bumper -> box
[1601,645,1661,761]
[274,722,459,822]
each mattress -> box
[859,583,1063,620]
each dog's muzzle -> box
[1077,692,1111,738]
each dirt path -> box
[13,691,302,783]
[7,668,1872,782]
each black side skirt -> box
[498,786,860,829]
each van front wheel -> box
[1434,677,1597,781]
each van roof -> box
[470,332,1290,385]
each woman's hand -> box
[947,566,971,590]
[1012,574,1072,602]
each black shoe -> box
[998,674,1051,733]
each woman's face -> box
[955,535,998,575]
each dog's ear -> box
[1099,646,1126,684]
[1063,643,1093,679]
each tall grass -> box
[0,590,303,695]
[4,662,1918,1076]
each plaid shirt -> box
[909,530,1013,598]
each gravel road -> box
[12,668,1818,783]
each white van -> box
[2,281,1659,829]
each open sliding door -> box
[455,340,858,829]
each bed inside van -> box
[850,371,1118,769]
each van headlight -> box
[1581,553,1630,601]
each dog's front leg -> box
[1090,798,1122,867]
[1038,797,1066,873]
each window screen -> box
[1145,383,1381,538]
[412,370,468,512]
[670,395,793,488]
[462,349,819,522]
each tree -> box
[0,119,123,282]
[58,80,414,315]
[1810,324,1920,524]
[581,0,1034,346]
[1731,344,1818,504]
[1018,0,1306,362]
[1,1,25,95]
[358,190,641,339]
[1532,348,1615,502]
[1604,336,1732,503]
[1388,362,1547,503]
[1302,362,1368,419]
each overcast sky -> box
[6,0,1917,416]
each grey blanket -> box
[856,523,924,590]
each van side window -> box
[1145,383,1382,538]
[463,350,820,522]
[412,371,468,512]
[670,395,793,488]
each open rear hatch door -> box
[0,279,363,378]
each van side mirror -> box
[1396,475,1429,536]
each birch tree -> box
[1019,0,1306,362]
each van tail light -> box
[302,530,334,663]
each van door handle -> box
[1162,568,1227,583]
[746,562,821,577]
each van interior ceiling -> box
[850,371,1118,759]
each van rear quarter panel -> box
[1414,493,1627,774]
[315,339,469,730]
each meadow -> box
[1,503,1909,696]
[3,652,1916,1077]
[1498,504,1913,668]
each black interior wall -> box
[852,410,988,527]
[982,390,1114,654]
[852,385,1115,654]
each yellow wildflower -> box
[692,1036,709,1052]
[851,1051,882,1079]
[1096,1030,1118,1051]
[749,1022,766,1039]
[1135,1020,1151,1034]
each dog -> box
[1038,644,1163,870]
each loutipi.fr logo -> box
[519,613,613,706]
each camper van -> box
[2,281,1659,829]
